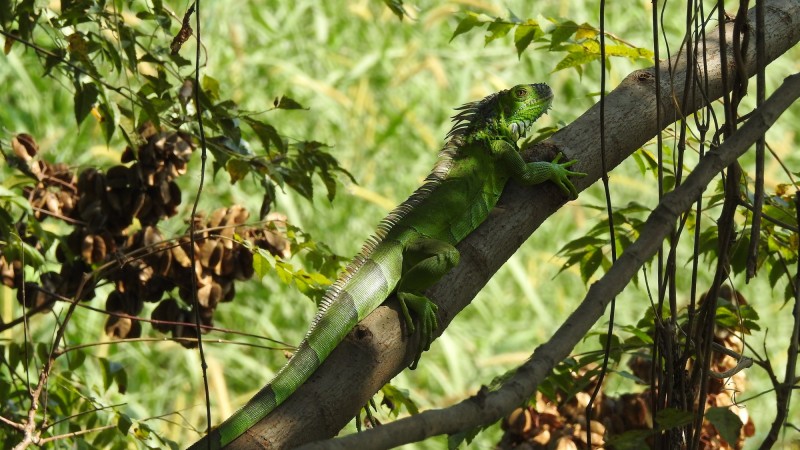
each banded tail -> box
[187,239,404,449]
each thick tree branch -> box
[220,0,800,448]
[303,71,800,450]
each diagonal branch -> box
[302,71,800,450]
[220,0,800,448]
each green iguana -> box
[188,83,584,449]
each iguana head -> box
[447,83,553,143]
[502,83,553,141]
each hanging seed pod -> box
[0,256,19,288]
[105,314,142,339]
[151,298,182,334]
[11,133,38,161]
[504,407,534,437]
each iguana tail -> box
[187,239,404,449]
[189,143,457,449]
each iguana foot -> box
[397,292,438,369]
[547,154,586,199]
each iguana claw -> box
[549,154,586,199]
[397,292,439,369]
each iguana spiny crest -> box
[447,83,554,143]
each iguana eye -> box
[515,88,528,97]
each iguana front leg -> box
[491,140,586,198]
[396,237,460,369]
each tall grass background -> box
[1,0,799,448]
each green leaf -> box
[226,158,251,184]
[9,342,34,371]
[383,0,406,20]
[99,357,125,392]
[450,12,481,42]
[575,22,599,40]
[604,44,654,61]
[620,324,654,344]
[381,383,419,417]
[558,235,606,254]
[117,22,139,73]
[36,342,50,364]
[655,408,694,430]
[768,256,786,287]
[597,332,620,350]
[273,95,304,110]
[553,51,599,73]
[93,427,119,447]
[485,19,513,45]
[252,249,273,278]
[0,185,33,215]
[580,247,603,282]
[448,425,484,450]
[549,20,577,48]
[202,75,221,103]
[74,81,99,126]
[514,23,541,56]
[97,99,118,143]
[705,407,742,445]
[67,349,87,371]
[245,118,284,152]
[614,369,647,384]
[606,429,652,450]
[0,0,12,28]
[117,413,133,434]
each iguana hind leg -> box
[396,237,460,369]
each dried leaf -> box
[170,3,194,55]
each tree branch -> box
[219,0,800,448]
[298,72,800,450]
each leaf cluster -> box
[0,0,354,446]
[451,11,653,75]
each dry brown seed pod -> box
[1,256,17,288]
[17,281,55,309]
[81,233,107,264]
[505,407,533,436]
[197,282,222,309]
[106,165,131,188]
[138,121,158,140]
[221,280,235,302]
[57,260,95,300]
[554,436,578,450]
[105,315,142,339]
[142,226,163,247]
[218,244,235,277]
[27,159,46,179]
[531,429,550,446]
[169,158,187,178]
[121,146,136,163]
[78,198,104,226]
[172,239,193,268]
[47,163,74,184]
[44,191,61,216]
[198,239,216,266]
[232,205,249,225]
[208,241,225,275]
[151,299,181,333]
[234,247,255,280]
[208,207,227,229]
[57,191,76,216]
[12,133,38,160]
[162,181,181,216]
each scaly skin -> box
[188,83,585,449]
